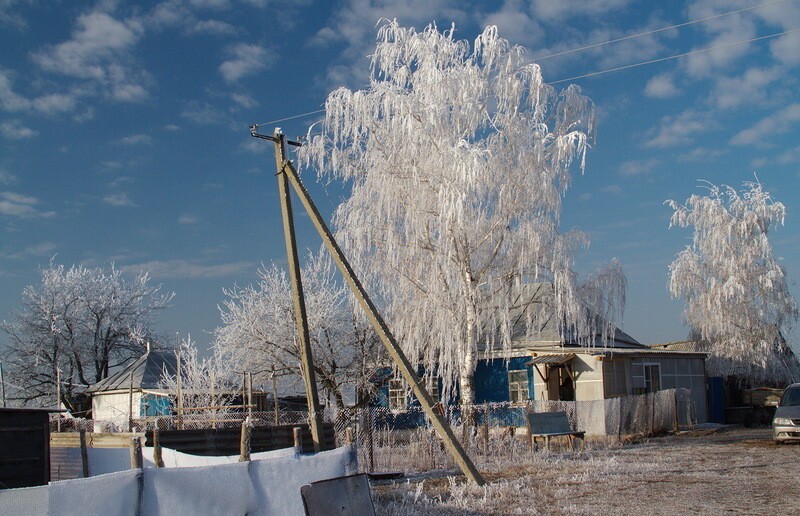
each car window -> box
[780,387,800,407]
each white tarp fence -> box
[0,445,357,516]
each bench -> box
[526,411,585,451]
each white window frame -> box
[508,370,529,404]
[388,379,406,411]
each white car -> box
[773,383,800,443]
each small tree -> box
[300,21,625,406]
[667,180,799,385]
[214,248,384,409]
[159,336,236,426]
[1,263,173,408]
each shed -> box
[86,349,177,429]
[0,407,62,488]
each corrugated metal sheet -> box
[87,350,178,394]
[526,353,577,366]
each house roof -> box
[86,349,178,394]
[526,353,577,366]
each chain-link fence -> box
[53,389,696,474]
[325,388,696,473]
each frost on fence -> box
[321,389,693,474]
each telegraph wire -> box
[550,27,800,84]
[531,0,791,61]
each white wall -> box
[92,391,142,429]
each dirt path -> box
[372,428,800,515]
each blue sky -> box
[1,0,799,353]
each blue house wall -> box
[474,356,534,403]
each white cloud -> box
[644,73,679,98]
[619,158,660,177]
[600,184,622,196]
[683,3,758,77]
[241,139,267,153]
[308,1,471,88]
[0,191,55,218]
[0,167,18,184]
[188,18,236,35]
[116,134,153,145]
[677,147,727,163]
[644,110,713,148]
[481,0,544,49]
[230,93,258,108]
[530,0,632,22]
[165,124,181,131]
[730,103,800,146]
[181,101,227,124]
[0,69,32,111]
[219,43,272,83]
[30,10,149,104]
[103,192,137,207]
[0,119,37,139]
[32,12,141,79]
[23,241,59,257]
[710,66,781,110]
[121,259,255,279]
[178,213,198,224]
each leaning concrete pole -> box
[262,130,485,486]
[273,130,324,452]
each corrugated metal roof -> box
[587,348,708,357]
[86,350,178,394]
[526,353,577,366]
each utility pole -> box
[273,129,324,452]
[0,362,6,408]
[250,127,485,485]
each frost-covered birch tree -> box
[159,336,237,425]
[214,249,383,409]
[1,263,173,408]
[667,180,799,385]
[299,21,626,407]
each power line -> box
[531,0,791,61]
[550,27,800,84]
[254,108,325,127]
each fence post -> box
[365,408,374,473]
[239,417,252,462]
[617,397,623,441]
[293,427,303,455]
[153,422,165,468]
[673,389,680,433]
[649,393,655,436]
[79,428,90,478]
[130,437,143,469]
[482,402,489,457]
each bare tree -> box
[159,336,236,426]
[1,263,173,408]
[667,180,799,385]
[214,248,384,409]
[299,21,625,406]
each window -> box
[644,364,661,393]
[603,360,627,398]
[426,377,440,402]
[508,370,529,403]
[388,379,406,411]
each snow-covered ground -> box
[372,428,800,514]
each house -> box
[86,348,176,429]
[383,283,709,424]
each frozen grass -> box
[372,428,800,514]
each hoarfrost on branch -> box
[214,248,384,408]
[299,21,626,405]
[1,262,173,408]
[667,180,799,384]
